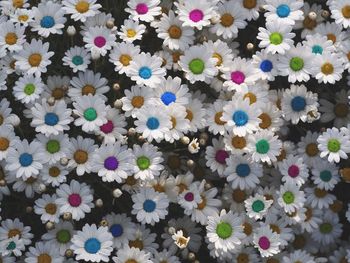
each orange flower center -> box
[28,53,42,67]
[168,25,182,39]
[220,13,234,27]
[5,33,17,45]
[131,96,144,108]
[75,1,89,13]
[0,137,9,151]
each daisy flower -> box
[300,206,323,233]
[257,104,283,132]
[257,21,295,54]
[12,75,44,104]
[36,133,70,165]
[252,49,279,81]
[0,218,33,247]
[205,138,229,177]
[204,40,234,72]
[126,0,161,23]
[278,155,308,187]
[310,52,344,84]
[0,235,25,257]
[245,194,273,220]
[13,38,54,77]
[132,187,169,225]
[178,44,218,84]
[9,8,34,27]
[206,100,227,136]
[311,161,340,191]
[0,0,29,14]
[0,21,25,52]
[109,42,140,74]
[63,46,91,73]
[153,249,180,263]
[134,105,172,143]
[264,0,304,26]
[315,21,346,48]
[31,99,73,136]
[164,104,190,143]
[277,182,305,213]
[156,10,195,51]
[127,52,166,89]
[117,19,146,43]
[62,0,102,23]
[283,250,315,263]
[70,224,113,262]
[317,127,350,163]
[210,0,247,40]
[303,33,335,56]
[30,1,66,38]
[92,142,134,183]
[238,0,263,21]
[305,187,336,210]
[0,126,18,161]
[311,212,342,246]
[253,225,281,257]
[83,26,116,56]
[73,94,108,133]
[295,2,324,38]
[34,193,60,223]
[185,97,207,132]
[40,162,68,187]
[105,213,136,249]
[206,210,245,253]
[42,75,70,103]
[25,242,63,263]
[113,246,153,263]
[121,85,154,118]
[297,131,321,167]
[330,0,350,28]
[56,179,94,221]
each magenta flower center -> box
[136,3,148,14]
[184,192,194,202]
[231,71,246,84]
[215,150,229,164]
[68,193,82,207]
[189,9,204,22]
[94,36,106,48]
[288,165,300,178]
[258,236,270,250]
[100,120,114,134]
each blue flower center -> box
[276,4,290,18]
[44,112,59,126]
[291,96,306,112]
[320,170,332,182]
[110,224,123,237]
[40,16,55,28]
[260,60,273,72]
[143,199,156,212]
[84,238,101,254]
[161,92,176,105]
[139,66,152,79]
[232,110,248,126]
[235,163,251,177]
[72,55,83,66]
[146,117,160,130]
[19,153,33,167]
[312,45,323,55]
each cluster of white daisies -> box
[1,0,350,262]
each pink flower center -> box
[215,150,229,164]
[136,3,148,14]
[258,236,270,250]
[100,120,114,134]
[231,71,245,84]
[184,192,194,202]
[288,165,300,178]
[68,193,82,207]
[94,36,106,48]
[189,9,204,22]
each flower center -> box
[259,113,272,129]
[52,87,64,99]
[126,29,136,38]
[214,111,226,125]
[289,57,304,71]
[256,139,270,154]
[305,143,318,156]
[220,13,234,27]
[19,15,29,22]
[131,96,144,108]
[56,229,71,244]
[327,139,341,153]
[243,0,257,9]
[5,32,17,45]
[232,189,246,203]
[100,120,114,133]
[84,238,101,254]
[136,3,149,15]
[137,156,150,170]
[243,222,252,235]
[342,5,350,18]
[168,25,182,39]
[276,4,290,18]
[186,109,193,121]
[46,140,60,154]
[184,192,194,201]
[45,112,59,126]
[7,241,16,251]
[232,110,248,126]
[161,91,176,105]
[312,45,323,55]
[126,260,137,263]
[303,16,317,29]
[189,58,205,74]
[84,108,97,121]
[119,54,132,66]
[334,103,349,117]
[40,16,55,28]
[321,63,334,75]
[44,203,57,215]
[216,222,233,239]
[19,153,33,167]
[260,59,273,72]
[288,165,300,178]
[252,200,265,212]
[110,224,123,237]
[258,236,270,250]
[146,116,160,130]
[28,53,42,67]
[8,229,21,238]
[37,253,52,263]
[314,188,327,198]
[231,136,246,149]
[291,96,306,112]
[139,66,152,79]
[230,71,245,84]
[319,223,332,234]
[94,36,106,48]
[72,55,83,66]
[282,191,295,204]
[243,92,257,104]
[327,33,336,43]
[24,83,36,95]
[236,163,251,177]
[75,1,89,13]
[215,150,229,164]
[213,53,223,66]
[49,166,60,177]
[0,137,9,151]
[189,9,204,22]
[82,85,96,95]
[68,193,82,207]
[143,199,156,212]
[269,32,283,45]
[104,156,119,170]
[74,150,88,164]
[320,170,332,182]
[12,0,24,8]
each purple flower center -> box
[258,236,270,250]
[136,3,148,14]
[184,192,194,202]
[100,120,114,134]
[104,156,119,170]
[231,71,245,84]
[189,9,204,22]
[215,150,229,164]
[68,193,82,207]
[288,165,300,178]
[94,36,106,48]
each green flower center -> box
[137,156,151,170]
[319,223,333,234]
[24,83,36,95]
[282,191,295,204]
[84,107,97,121]
[56,229,71,244]
[189,58,205,74]
[216,222,233,239]
[7,241,16,250]
[269,32,283,45]
[252,200,265,212]
[255,139,270,154]
[327,139,341,153]
[46,140,60,154]
[289,57,304,71]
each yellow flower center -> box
[342,5,350,18]
[212,52,223,66]
[214,111,226,125]
[12,0,23,8]
[243,92,257,104]
[82,85,96,95]
[127,29,136,38]
[131,96,144,108]
[5,33,17,45]
[186,109,193,121]
[18,14,29,22]
[28,53,42,67]
[119,54,132,66]
[321,62,334,75]
[231,136,246,149]
[45,203,57,215]
[0,137,9,151]
[75,1,89,13]
[37,253,52,263]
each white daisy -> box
[311,161,340,191]
[117,19,146,43]
[264,0,304,26]
[253,225,281,257]
[113,246,153,263]
[277,182,305,213]
[0,21,25,52]
[245,194,273,220]
[36,133,70,165]
[121,85,154,118]
[126,0,161,22]
[63,46,91,73]
[25,241,63,263]
[330,0,350,28]
[109,42,140,74]
[0,126,18,161]
[62,0,102,23]
[34,193,60,223]
[278,155,308,187]
[105,213,136,249]
[205,137,229,177]
[310,52,345,84]
[13,75,44,104]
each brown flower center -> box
[327,33,336,43]
[49,166,60,177]
[5,33,17,45]
[334,103,349,118]
[45,203,57,215]
[220,13,234,27]
[314,188,327,198]
[75,1,89,13]
[38,253,52,263]
[74,150,88,164]
[342,5,350,18]
[305,143,319,157]
[231,136,246,149]
[321,62,334,75]
[28,53,42,67]
[8,228,21,238]
[51,87,65,100]
[303,17,317,30]
[0,137,9,151]
[243,92,257,104]
[82,85,96,95]
[259,113,272,129]
[243,0,257,9]
[242,222,252,235]
[129,239,143,250]
[131,96,144,108]
[214,111,226,125]
[186,109,193,121]
[232,189,246,203]
[168,25,182,39]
